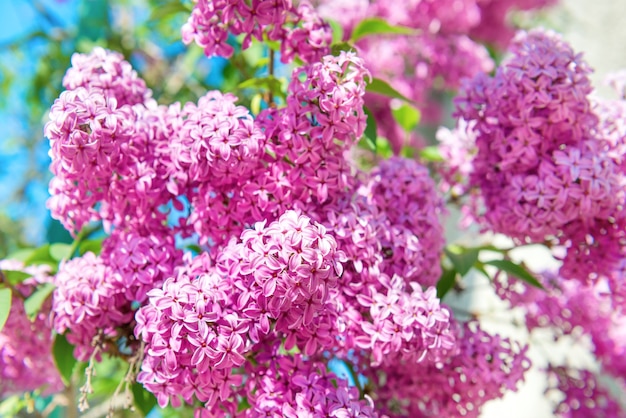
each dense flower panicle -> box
[216,211,346,350]
[102,102,183,232]
[46,50,183,234]
[446,29,626,284]
[52,227,181,360]
[362,157,445,285]
[171,91,267,189]
[270,52,369,206]
[367,321,530,418]
[102,228,182,303]
[547,367,626,418]
[52,252,132,360]
[450,30,605,236]
[0,260,62,396]
[62,46,151,106]
[354,275,455,365]
[242,352,379,418]
[135,265,247,409]
[136,212,347,409]
[182,0,331,63]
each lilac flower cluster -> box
[366,321,530,418]
[45,45,531,417]
[495,271,626,416]
[182,0,332,63]
[185,52,370,247]
[46,47,179,234]
[447,29,626,284]
[548,367,626,418]
[0,260,62,396]
[53,229,180,360]
[314,0,555,152]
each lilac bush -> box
[1,0,626,417]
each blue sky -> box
[0,0,78,244]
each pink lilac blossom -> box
[182,0,332,63]
[0,260,62,396]
[62,46,151,106]
[135,211,346,409]
[193,346,380,417]
[314,0,553,152]
[495,271,626,384]
[361,157,445,285]
[46,49,181,235]
[494,270,626,416]
[547,367,626,418]
[52,229,180,360]
[53,252,132,360]
[183,51,370,247]
[366,321,530,418]
[447,29,626,284]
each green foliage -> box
[444,245,480,277]
[24,283,55,321]
[330,42,357,56]
[0,288,11,333]
[238,76,287,101]
[1,270,32,285]
[418,146,444,162]
[436,268,457,299]
[366,77,413,103]
[484,259,544,289]
[53,333,77,385]
[350,17,416,42]
[361,107,378,151]
[391,103,421,133]
[131,382,158,416]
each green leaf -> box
[366,78,413,104]
[418,146,444,162]
[375,137,393,159]
[400,146,416,158]
[0,288,11,333]
[6,248,35,262]
[328,19,345,44]
[436,268,457,299]
[50,243,72,262]
[350,17,415,43]
[444,245,479,277]
[238,76,286,100]
[484,260,544,289]
[24,283,55,321]
[24,244,57,269]
[361,107,377,151]
[250,93,263,115]
[132,382,158,417]
[79,238,104,256]
[53,333,77,385]
[238,396,252,412]
[391,103,421,133]
[148,1,192,22]
[330,42,356,56]
[1,270,32,285]
[0,395,26,416]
